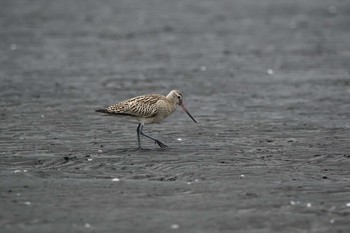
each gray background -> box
[1,0,350,232]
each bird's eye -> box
[177,96,181,99]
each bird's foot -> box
[155,140,168,149]
[136,146,150,151]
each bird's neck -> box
[165,97,178,112]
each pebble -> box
[13,170,21,173]
[267,69,274,75]
[171,224,179,229]
[290,200,301,206]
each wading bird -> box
[96,90,197,150]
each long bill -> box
[179,103,197,123]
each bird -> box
[95,90,197,150]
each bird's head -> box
[168,89,183,105]
[167,90,197,123]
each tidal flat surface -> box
[1,0,350,232]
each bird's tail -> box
[95,109,108,113]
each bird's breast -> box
[150,101,177,123]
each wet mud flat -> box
[1,0,350,232]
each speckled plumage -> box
[96,90,196,149]
[104,93,176,124]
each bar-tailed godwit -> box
[96,90,197,149]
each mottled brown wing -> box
[105,94,161,118]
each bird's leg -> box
[139,124,168,148]
[136,124,144,150]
